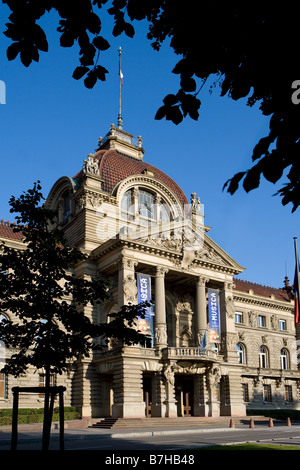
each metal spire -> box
[118,46,123,130]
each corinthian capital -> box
[196,275,209,287]
[156,266,169,277]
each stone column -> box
[154,266,168,348]
[220,281,238,362]
[195,276,209,346]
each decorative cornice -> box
[233,293,293,312]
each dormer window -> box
[121,189,134,215]
[120,188,173,225]
[138,190,155,220]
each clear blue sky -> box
[0,4,298,289]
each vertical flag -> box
[199,326,208,349]
[120,70,124,85]
[137,273,152,337]
[208,289,221,343]
[294,238,300,327]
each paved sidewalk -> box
[0,418,249,447]
[0,417,298,448]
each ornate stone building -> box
[0,124,299,418]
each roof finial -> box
[118,46,123,130]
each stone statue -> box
[83,153,99,175]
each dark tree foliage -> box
[0,182,149,444]
[0,182,148,380]
[2,1,300,210]
[0,181,149,449]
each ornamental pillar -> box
[154,266,168,348]
[220,281,238,362]
[195,276,209,346]
[117,258,138,308]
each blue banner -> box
[137,273,152,337]
[208,289,221,343]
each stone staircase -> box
[89,415,267,429]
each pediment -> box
[192,234,245,274]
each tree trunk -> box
[42,366,52,451]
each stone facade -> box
[0,124,299,417]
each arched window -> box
[236,343,246,364]
[259,346,268,368]
[160,203,171,223]
[120,188,172,224]
[280,348,289,370]
[138,190,156,220]
[121,189,134,214]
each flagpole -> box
[293,237,300,326]
[118,46,123,130]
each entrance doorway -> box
[175,376,194,417]
[143,376,152,417]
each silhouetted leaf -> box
[84,70,97,89]
[163,94,178,106]
[223,172,246,195]
[60,31,75,47]
[124,22,135,38]
[72,65,90,80]
[93,36,110,50]
[6,42,21,60]
[95,65,108,81]
[167,105,183,125]
[261,152,284,183]
[180,76,196,92]
[252,135,273,161]
[155,106,167,120]
[243,164,262,192]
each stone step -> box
[90,415,267,429]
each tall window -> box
[138,190,156,220]
[121,189,172,224]
[258,315,266,328]
[279,319,287,331]
[236,343,246,364]
[121,189,134,214]
[39,373,56,398]
[242,383,249,402]
[285,385,293,403]
[160,203,171,223]
[263,384,272,402]
[0,373,7,399]
[235,312,243,324]
[280,348,289,370]
[259,346,268,368]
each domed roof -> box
[74,126,189,207]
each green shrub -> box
[0,407,80,426]
[247,409,300,420]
